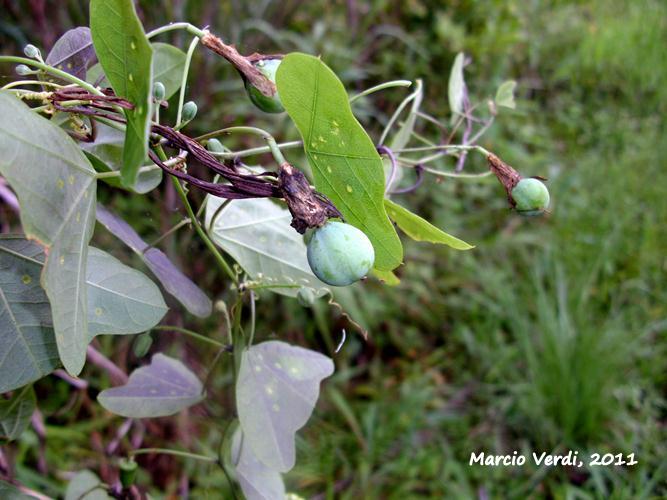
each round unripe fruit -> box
[153,81,166,101]
[307,222,375,287]
[23,44,41,59]
[181,101,198,122]
[244,59,284,114]
[511,178,550,216]
[15,64,33,76]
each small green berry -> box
[206,138,227,154]
[153,81,166,101]
[23,44,41,59]
[181,101,198,122]
[15,64,33,76]
[307,222,375,287]
[132,333,153,358]
[511,178,550,216]
[244,58,284,114]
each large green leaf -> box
[384,199,474,250]
[98,353,203,418]
[90,0,153,187]
[0,93,96,376]
[0,385,35,441]
[231,426,285,500]
[205,197,329,297]
[0,237,167,392]
[236,341,334,472]
[0,237,59,393]
[276,53,403,271]
[86,247,167,338]
[87,42,186,101]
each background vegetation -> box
[1,0,665,497]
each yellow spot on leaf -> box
[21,274,32,285]
[95,307,103,316]
[56,179,64,189]
[59,255,65,265]
[346,185,353,193]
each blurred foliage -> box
[1,0,666,498]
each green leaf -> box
[236,341,334,472]
[0,237,59,393]
[384,199,474,250]
[45,27,97,81]
[98,353,203,418]
[0,386,36,441]
[0,237,167,392]
[86,247,168,338]
[205,197,329,297]
[276,53,403,271]
[231,426,285,500]
[385,80,423,192]
[495,80,517,109]
[372,268,400,286]
[90,0,153,187]
[448,52,466,120]
[152,43,187,100]
[82,123,162,194]
[96,205,212,318]
[0,93,96,376]
[0,480,35,500]
[65,470,111,500]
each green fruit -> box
[244,58,284,113]
[181,100,198,122]
[307,222,375,287]
[511,178,550,216]
[206,138,227,154]
[153,81,166,101]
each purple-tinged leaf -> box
[98,353,203,418]
[231,427,285,500]
[45,27,97,81]
[96,204,212,318]
[236,341,334,472]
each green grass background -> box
[1,0,665,498]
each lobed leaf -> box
[98,353,203,418]
[384,199,474,250]
[96,204,212,317]
[0,385,36,441]
[0,92,96,376]
[90,0,153,186]
[276,53,403,271]
[205,197,329,297]
[231,426,286,500]
[236,341,334,472]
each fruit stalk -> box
[200,31,280,98]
